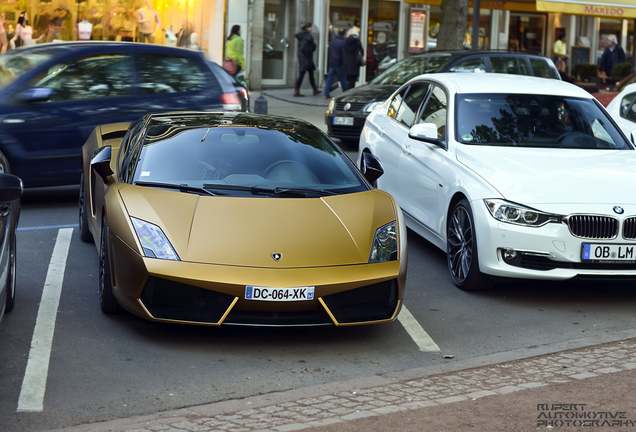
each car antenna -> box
[201,128,211,142]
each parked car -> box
[0,165,23,328]
[605,82,636,139]
[0,42,249,188]
[80,112,406,326]
[358,73,636,291]
[326,50,561,145]
[592,72,636,107]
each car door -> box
[398,83,448,238]
[2,53,134,186]
[373,83,429,198]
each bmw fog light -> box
[131,217,180,260]
[369,221,398,263]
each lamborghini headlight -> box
[484,199,560,227]
[369,221,398,263]
[131,217,180,260]
[365,101,383,112]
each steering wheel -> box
[554,131,593,147]
[263,160,307,178]
[198,161,220,180]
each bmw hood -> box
[455,146,636,205]
[120,187,396,267]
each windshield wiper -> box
[134,181,228,196]
[202,184,338,197]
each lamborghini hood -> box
[119,187,396,267]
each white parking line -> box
[398,305,441,352]
[17,228,73,413]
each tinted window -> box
[0,51,53,89]
[620,92,636,118]
[490,57,529,76]
[396,83,430,128]
[456,94,630,149]
[529,59,558,79]
[449,58,486,73]
[33,55,133,101]
[137,54,207,94]
[418,86,447,140]
[132,126,366,195]
[371,56,454,86]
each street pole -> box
[472,0,480,50]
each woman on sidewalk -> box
[294,22,320,97]
[225,25,245,76]
[343,27,364,90]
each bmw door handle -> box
[402,144,411,154]
[377,126,385,137]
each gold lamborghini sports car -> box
[79,112,407,326]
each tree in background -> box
[436,0,469,50]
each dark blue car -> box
[0,42,249,187]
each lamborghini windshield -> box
[131,125,368,196]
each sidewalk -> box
[49,330,636,432]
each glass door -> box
[368,0,400,82]
[262,0,288,85]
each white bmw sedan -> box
[358,73,636,291]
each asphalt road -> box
[1,185,636,432]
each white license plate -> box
[333,117,354,126]
[245,286,315,301]
[582,243,636,261]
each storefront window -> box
[467,8,491,49]
[368,0,399,82]
[328,0,361,43]
[428,6,441,51]
[1,0,204,47]
[627,20,634,61]
[509,14,545,53]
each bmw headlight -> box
[369,221,398,263]
[484,199,560,227]
[131,217,180,260]
[365,101,383,113]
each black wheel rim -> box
[448,205,473,284]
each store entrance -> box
[262,0,289,86]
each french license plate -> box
[582,243,636,261]
[245,286,315,301]
[333,117,354,126]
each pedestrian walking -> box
[294,22,320,97]
[599,35,625,81]
[224,25,245,76]
[11,12,35,48]
[552,33,568,67]
[343,27,364,91]
[323,28,348,99]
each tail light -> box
[220,92,242,111]
[239,87,249,100]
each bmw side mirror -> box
[91,146,113,181]
[409,123,444,148]
[18,87,56,104]
[361,152,384,185]
[0,174,23,202]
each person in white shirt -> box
[78,18,92,41]
[137,0,160,43]
[12,12,35,48]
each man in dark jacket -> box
[294,22,319,97]
[323,28,348,99]
[599,35,625,81]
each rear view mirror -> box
[360,152,384,185]
[91,146,113,181]
[0,174,23,202]
[409,123,444,147]
[18,87,56,104]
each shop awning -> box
[404,0,537,13]
[536,0,636,18]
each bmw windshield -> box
[456,94,631,149]
[132,125,368,196]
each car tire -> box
[79,173,93,243]
[99,218,122,314]
[447,199,494,291]
[4,235,16,313]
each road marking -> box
[398,305,441,352]
[17,228,73,413]
[18,224,78,232]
